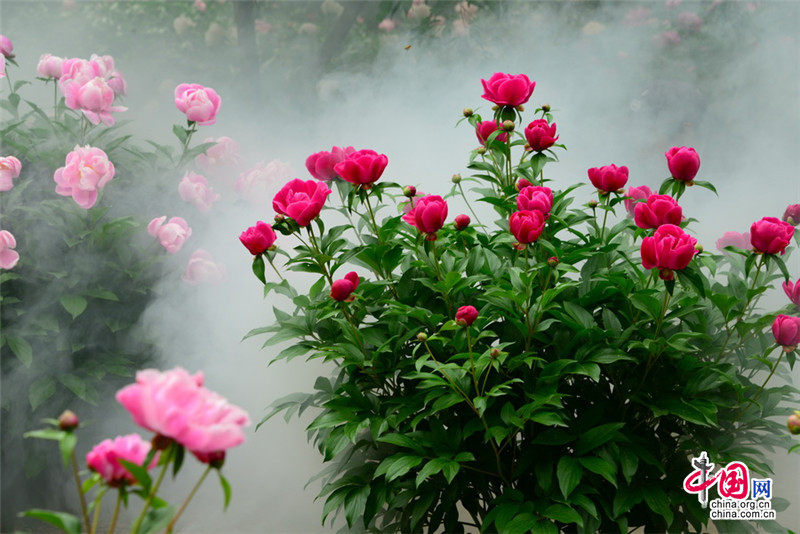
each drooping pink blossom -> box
[147,216,192,254]
[86,434,158,487]
[0,156,22,191]
[53,146,115,209]
[174,83,221,125]
[182,249,226,285]
[178,171,219,213]
[0,230,19,270]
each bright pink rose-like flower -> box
[37,54,64,79]
[0,35,13,57]
[174,83,222,125]
[179,172,219,213]
[783,279,800,308]
[0,230,19,270]
[516,178,533,191]
[633,194,683,229]
[715,231,751,253]
[406,195,448,238]
[509,210,545,245]
[53,146,115,209]
[516,186,553,218]
[640,224,698,280]
[588,164,629,193]
[305,146,356,181]
[196,137,241,171]
[272,178,332,227]
[0,156,22,191]
[524,119,558,152]
[86,434,158,487]
[116,367,251,454]
[454,214,470,230]
[333,149,388,186]
[182,249,226,285]
[665,146,700,183]
[480,72,536,107]
[783,204,800,226]
[59,58,103,95]
[330,271,359,302]
[455,305,478,326]
[772,315,800,350]
[624,185,653,216]
[239,221,276,255]
[236,160,294,207]
[475,121,507,145]
[750,217,795,255]
[147,216,192,254]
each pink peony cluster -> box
[0,155,22,191]
[403,195,448,240]
[272,179,332,227]
[147,216,192,254]
[330,272,359,302]
[116,367,251,454]
[0,230,19,270]
[53,146,115,209]
[175,83,221,125]
[86,434,158,487]
[305,146,356,181]
[182,249,226,285]
[640,224,698,280]
[633,194,683,229]
[58,56,127,125]
[178,171,220,213]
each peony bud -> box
[455,305,478,327]
[454,214,470,230]
[772,315,800,351]
[462,108,473,117]
[476,147,487,155]
[788,413,800,435]
[541,104,551,112]
[403,185,417,198]
[417,332,428,342]
[501,120,515,132]
[490,348,501,358]
[587,200,599,209]
[547,256,559,268]
[58,410,79,431]
[451,174,462,184]
[330,272,359,302]
[782,204,800,226]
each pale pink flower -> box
[378,18,396,32]
[178,171,219,213]
[59,58,103,92]
[90,53,127,96]
[452,19,470,36]
[455,1,478,21]
[0,35,13,58]
[182,249,226,285]
[783,279,800,308]
[0,230,19,270]
[0,156,22,191]
[174,83,221,126]
[195,136,241,172]
[194,0,207,11]
[236,160,294,208]
[715,231,751,253]
[63,77,126,125]
[37,54,65,79]
[86,434,158,487]
[115,367,251,453]
[147,216,192,254]
[408,1,431,20]
[53,146,115,209]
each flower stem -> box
[70,450,92,534]
[266,254,284,281]
[164,466,212,534]
[107,490,122,534]
[457,182,488,237]
[362,188,383,246]
[130,451,171,534]
[750,345,783,407]
[715,255,765,362]
[336,186,364,245]
[306,225,332,284]
[176,121,197,169]
[599,194,610,243]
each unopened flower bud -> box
[454,214,470,230]
[274,213,285,222]
[58,410,79,431]
[403,185,417,197]
[476,147,487,155]
[490,348,501,358]
[588,200,599,209]
[547,256,559,268]
[516,178,533,191]
[462,108,473,117]
[541,104,551,112]
[694,243,703,254]
[788,413,800,435]
[501,120,515,132]
[417,332,428,342]
[451,174,462,184]
[516,105,525,112]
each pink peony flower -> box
[182,249,226,285]
[378,18,396,32]
[624,185,653,216]
[0,230,19,270]
[516,186,553,218]
[405,195,448,239]
[782,204,800,226]
[772,315,800,350]
[147,216,192,254]
[640,224,698,280]
[89,53,127,97]
[37,54,65,79]
[63,76,125,126]
[330,271,359,302]
[509,210,546,245]
[239,221,276,255]
[633,194,683,229]
[195,136,241,171]
[455,1,478,21]
[455,305,478,326]
[0,35,13,58]
[715,231,751,253]
[174,83,221,125]
[750,217,795,255]
[333,149,389,187]
[305,146,356,181]
[178,171,219,213]
[783,279,800,308]
[655,31,681,47]
[194,0,207,11]
[272,178,331,227]
[59,58,103,94]
[0,156,22,191]
[588,164,629,193]
[86,434,158,487]
[665,146,700,183]
[475,121,507,145]
[236,160,294,207]
[53,146,115,209]
[480,72,536,107]
[454,214,470,230]
[523,119,558,152]
[116,367,251,454]
[677,11,703,31]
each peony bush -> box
[244,72,799,533]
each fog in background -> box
[1,0,799,532]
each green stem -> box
[107,490,122,534]
[71,450,92,534]
[131,450,171,534]
[749,346,784,408]
[265,254,284,281]
[457,182,488,237]
[466,328,479,393]
[336,186,364,245]
[164,466,212,534]
[715,255,765,363]
[53,80,59,119]
[176,121,197,169]
[362,189,383,246]
[5,64,14,93]
[599,194,610,243]
[306,225,332,284]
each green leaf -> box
[172,124,188,144]
[218,471,232,511]
[563,301,595,329]
[23,428,65,441]
[503,512,537,534]
[643,486,673,526]
[579,456,617,487]
[58,432,77,469]
[574,423,624,455]
[60,295,88,319]
[172,443,185,478]
[612,486,643,518]
[543,504,583,527]
[557,456,583,498]
[415,458,446,487]
[344,485,369,528]
[118,459,152,492]
[251,255,267,285]
[137,504,175,534]
[374,454,423,482]
[19,510,81,534]
[6,335,33,366]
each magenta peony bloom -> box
[783,279,800,308]
[174,83,221,125]
[624,185,653,216]
[37,54,64,79]
[116,368,251,454]
[665,146,700,183]
[640,224,698,280]
[272,178,332,227]
[782,204,800,226]
[715,231,751,253]
[305,146,356,181]
[53,145,115,209]
[480,72,536,107]
[0,230,19,270]
[750,217,795,255]
[588,164,629,193]
[182,249,226,285]
[454,214,470,230]
[772,315,800,349]
[475,121,507,145]
[147,216,192,254]
[196,136,241,171]
[509,210,545,245]
[633,194,683,229]
[330,271,359,302]
[524,119,558,152]
[86,434,158,487]
[516,186,553,218]
[405,195,448,238]
[333,149,389,186]
[239,221,277,255]
[0,35,13,58]
[178,171,219,213]
[0,156,22,191]
[455,305,478,326]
